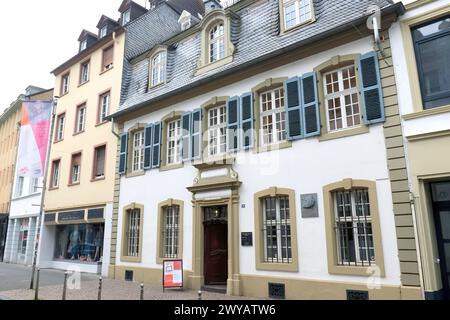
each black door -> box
[431,182,450,299]
[0,216,8,262]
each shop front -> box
[3,216,39,266]
[38,205,111,275]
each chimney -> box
[203,0,222,14]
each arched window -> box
[209,23,225,63]
[151,51,167,87]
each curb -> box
[0,295,13,300]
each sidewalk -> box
[0,278,257,300]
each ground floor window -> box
[54,223,104,263]
[163,206,180,259]
[18,219,29,256]
[126,209,141,257]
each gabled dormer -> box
[118,0,148,26]
[96,15,120,39]
[78,30,98,53]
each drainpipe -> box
[111,117,120,139]
[410,191,426,300]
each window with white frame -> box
[122,9,131,26]
[209,23,225,63]
[126,208,141,257]
[167,119,182,165]
[30,178,39,194]
[333,189,375,266]
[282,0,313,30]
[132,130,145,172]
[163,206,180,259]
[262,196,292,263]
[99,92,110,123]
[75,104,86,133]
[61,74,70,95]
[15,176,24,198]
[70,153,81,184]
[151,51,167,87]
[55,113,65,141]
[324,65,361,132]
[80,61,90,84]
[208,105,227,156]
[80,40,87,51]
[100,26,107,38]
[51,160,60,188]
[260,88,287,146]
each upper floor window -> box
[208,105,227,156]
[412,16,450,109]
[55,113,65,142]
[80,40,87,51]
[80,61,90,85]
[102,45,114,71]
[98,91,110,124]
[209,23,225,63]
[167,119,182,165]
[15,176,24,198]
[323,65,361,132]
[150,51,167,87]
[100,26,107,38]
[132,130,145,172]
[122,9,131,26]
[260,87,287,146]
[30,178,39,194]
[50,160,60,189]
[61,74,70,95]
[93,145,106,180]
[282,0,313,30]
[70,153,82,185]
[75,104,86,134]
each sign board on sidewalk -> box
[163,260,183,290]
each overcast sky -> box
[0,0,407,114]
[0,0,149,113]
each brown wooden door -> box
[204,222,228,285]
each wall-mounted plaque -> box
[301,194,319,218]
[241,232,253,246]
[58,210,85,222]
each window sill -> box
[328,264,384,277]
[319,126,369,142]
[255,261,298,273]
[156,256,182,265]
[160,163,184,172]
[95,121,109,127]
[48,187,59,191]
[68,182,81,187]
[77,80,90,88]
[120,256,141,263]
[91,176,105,182]
[54,139,64,144]
[149,81,166,90]
[402,104,450,121]
[256,141,292,154]
[196,55,233,76]
[126,170,145,179]
[100,66,114,75]
[280,17,316,35]
[59,92,69,98]
[73,130,85,137]
[201,154,236,166]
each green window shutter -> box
[227,96,240,153]
[358,51,385,124]
[191,109,202,160]
[144,124,153,170]
[301,72,320,137]
[181,112,191,162]
[152,122,161,169]
[240,92,254,150]
[285,77,304,140]
[119,133,128,175]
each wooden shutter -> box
[152,122,161,169]
[227,97,240,152]
[358,51,385,124]
[191,109,202,160]
[240,92,254,150]
[301,72,320,137]
[143,124,153,170]
[181,112,191,162]
[119,133,128,175]
[285,77,304,140]
[102,45,114,71]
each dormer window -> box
[178,10,192,31]
[100,26,107,38]
[209,23,225,63]
[150,51,167,87]
[122,9,131,26]
[80,40,87,51]
[281,0,314,31]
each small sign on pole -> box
[163,260,184,292]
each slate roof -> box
[114,0,403,118]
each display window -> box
[54,223,104,263]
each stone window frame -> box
[254,187,299,272]
[121,203,144,263]
[156,199,184,264]
[323,179,386,277]
[148,46,168,89]
[160,111,185,172]
[251,78,292,153]
[400,3,450,119]
[278,0,316,35]
[125,123,146,178]
[196,10,235,75]
[314,54,369,142]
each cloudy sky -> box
[0,0,407,114]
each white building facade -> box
[107,0,422,299]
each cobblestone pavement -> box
[0,278,259,300]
